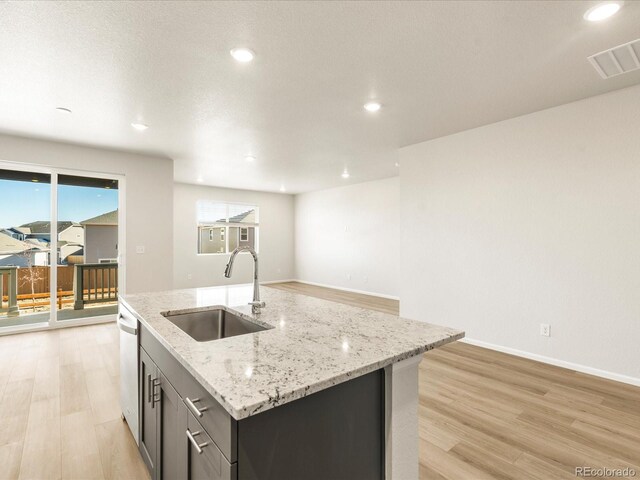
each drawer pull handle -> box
[185,397,208,417]
[186,429,208,454]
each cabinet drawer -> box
[181,370,237,462]
[140,324,237,463]
[187,409,237,480]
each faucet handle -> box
[248,301,266,314]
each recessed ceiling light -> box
[584,1,623,21]
[196,176,204,183]
[55,107,72,114]
[245,155,256,162]
[131,122,148,131]
[230,48,255,63]
[364,102,382,112]
[341,170,350,179]
[279,185,286,192]
[395,162,399,167]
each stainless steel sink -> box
[161,308,268,342]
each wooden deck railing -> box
[0,267,19,317]
[1,264,118,315]
[73,263,118,310]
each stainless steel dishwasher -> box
[118,303,139,444]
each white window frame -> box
[240,227,249,242]
[0,160,125,335]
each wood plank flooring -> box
[266,281,400,315]
[268,282,640,480]
[1,282,638,479]
[0,323,148,480]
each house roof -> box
[230,210,255,223]
[20,221,75,235]
[215,209,256,224]
[81,210,118,226]
[0,232,47,255]
[1,227,29,235]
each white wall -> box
[0,133,174,294]
[173,183,295,289]
[400,85,640,382]
[294,177,400,298]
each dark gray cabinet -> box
[185,407,237,480]
[138,324,383,480]
[139,348,158,476]
[139,347,183,480]
[159,371,181,480]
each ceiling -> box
[0,1,639,194]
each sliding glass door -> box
[0,164,123,331]
[0,169,52,327]
[57,174,119,321]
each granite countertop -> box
[120,284,464,420]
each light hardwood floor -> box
[268,282,640,480]
[0,322,148,480]
[1,282,638,480]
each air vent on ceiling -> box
[588,38,640,79]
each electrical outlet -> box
[540,324,550,337]
[135,246,145,254]
[187,273,192,280]
[346,273,351,280]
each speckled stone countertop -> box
[120,284,464,420]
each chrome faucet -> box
[224,246,266,314]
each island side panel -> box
[237,369,385,480]
[385,355,422,480]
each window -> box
[197,201,258,254]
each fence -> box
[73,263,118,310]
[1,264,118,315]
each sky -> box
[0,180,119,228]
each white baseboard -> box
[261,279,296,285]
[289,279,400,301]
[461,337,640,387]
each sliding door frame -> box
[0,160,126,335]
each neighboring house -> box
[59,243,84,264]
[19,220,84,265]
[20,220,78,243]
[198,209,257,254]
[0,231,49,267]
[59,223,84,245]
[1,227,29,241]
[81,210,118,263]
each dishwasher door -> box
[118,304,139,444]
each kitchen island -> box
[120,284,463,480]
